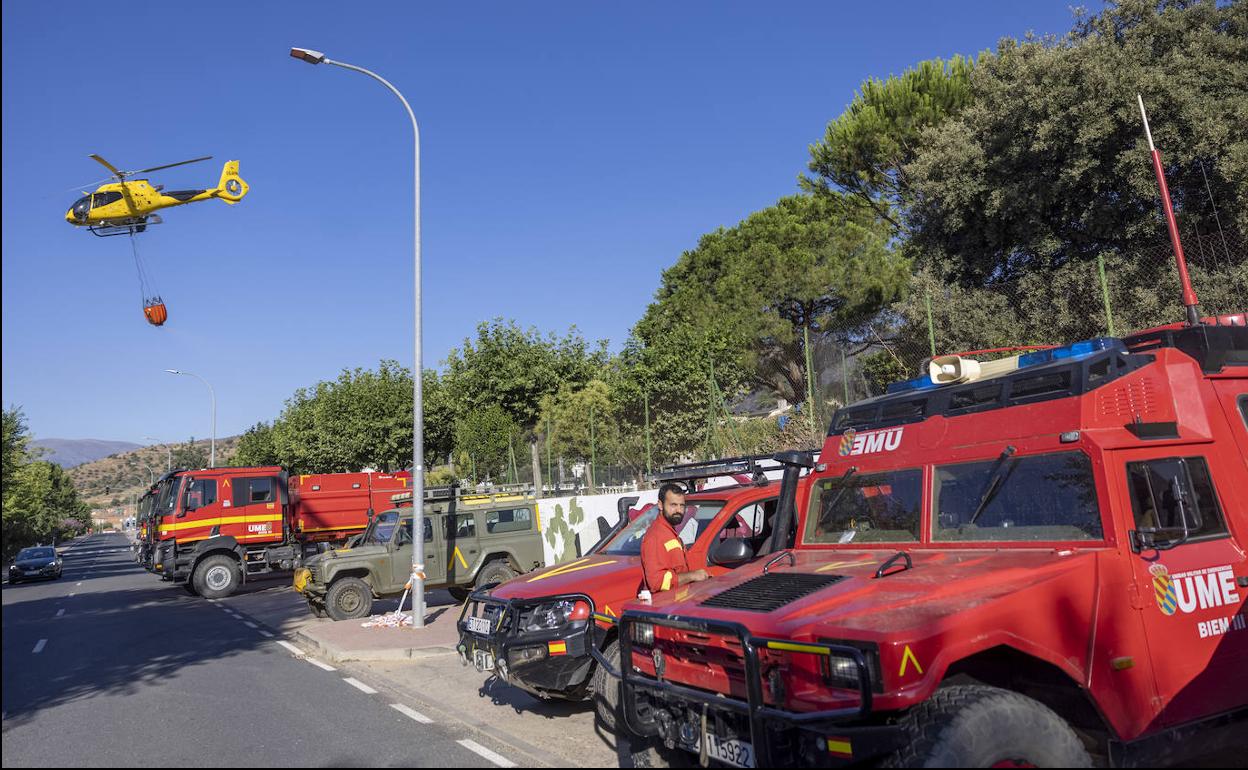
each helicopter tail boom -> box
[215,160,249,204]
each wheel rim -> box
[206,565,232,591]
[337,587,363,614]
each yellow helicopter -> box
[65,154,249,236]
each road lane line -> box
[55,609,65,617]
[258,630,274,638]
[343,677,377,695]
[390,703,434,724]
[306,658,336,671]
[32,639,47,654]
[458,739,516,767]
[276,641,305,655]
[243,621,258,629]
[76,582,83,586]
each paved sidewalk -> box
[294,602,463,662]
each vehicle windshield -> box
[156,477,181,516]
[362,510,402,546]
[19,548,55,560]
[804,469,923,544]
[599,501,726,555]
[933,450,1102,541]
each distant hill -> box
[69,436,240,510]
[32,438,144,468]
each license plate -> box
[467,615,491,635]
[705,733,754,768]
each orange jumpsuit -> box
[641,514,690,593]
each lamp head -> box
[290,47,327,64]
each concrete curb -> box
[293,628,458,663]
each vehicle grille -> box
[699,572,846,612]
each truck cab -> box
[612,319,1247,767]
[295,488,546,621]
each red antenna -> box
[1138,94,1201,327]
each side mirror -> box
[710,537,754,568]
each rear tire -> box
[591,638,621,731]
[885,685,1092,768]
[193,554,242,599]
[447,586,472,603]
[324,576,373,621]
[476,560,518,588]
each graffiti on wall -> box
[538,490,659,566]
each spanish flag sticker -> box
[548,641,568,656]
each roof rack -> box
[652,453,812,487]
[390,486,536,506]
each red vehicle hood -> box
[635,547,1101,640]
[489,553,644,612]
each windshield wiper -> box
[967,446,1017,526]
[817,466,859,529]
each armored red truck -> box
[609,318,1247,767]
[457,457,796,728]
[151,466,410,598]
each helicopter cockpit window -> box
[91,191,123,207]
[70,196,92,221]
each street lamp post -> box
[145,436,172,472]
[289,47,427,629]
[165,370,216,468]
[138,460,156,486]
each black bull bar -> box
[591,610,874,765]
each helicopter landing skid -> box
[89,215,162,237]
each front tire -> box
[475,560,518,588]
[591,638,621,731]
[324,576,373,621]
[886,685,1092,768]
[192,554,242,599]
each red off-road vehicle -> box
[606,319,1247,767]
[457,458,797,728]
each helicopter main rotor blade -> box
[134,156,213,174]
[88,154,124,178]
[64,176,115,193]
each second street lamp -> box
[165,369,216,468]
[145,436,172,472]
[289,46,427,629]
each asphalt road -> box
[1,533,518,768]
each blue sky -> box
[2,0,1082,445]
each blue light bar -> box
[886,375,941,394]
[1016,338,1124,367]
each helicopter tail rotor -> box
[215,161,249,204]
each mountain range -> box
[31,438,145,469]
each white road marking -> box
[343,677,377,695]
[458,739,516,767]
[76,582,83,586]
[258,630,274,638]
[243,621,258,629]
[390,703,434,724]
[307,658,336,672]
[276,640,305,656]
[32,639,47,654]
[55,609,65,618]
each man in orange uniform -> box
[641,483,710,594]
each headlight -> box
[522,599,590,632]
[630,622,655,647]
[822,655,862,689]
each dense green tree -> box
[443,319,608,429]
[903,0,1247,284]
[2,407,91,557]
[803,55,976,229]
[454,404,520,482]
[231,422,279,467]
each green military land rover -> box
[294,488,546,620]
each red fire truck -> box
[150,466,410,599]
[606,317,1247,767]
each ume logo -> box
[247,523,272,534]
[838,427,904,457]
[1151,563,1240,617]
